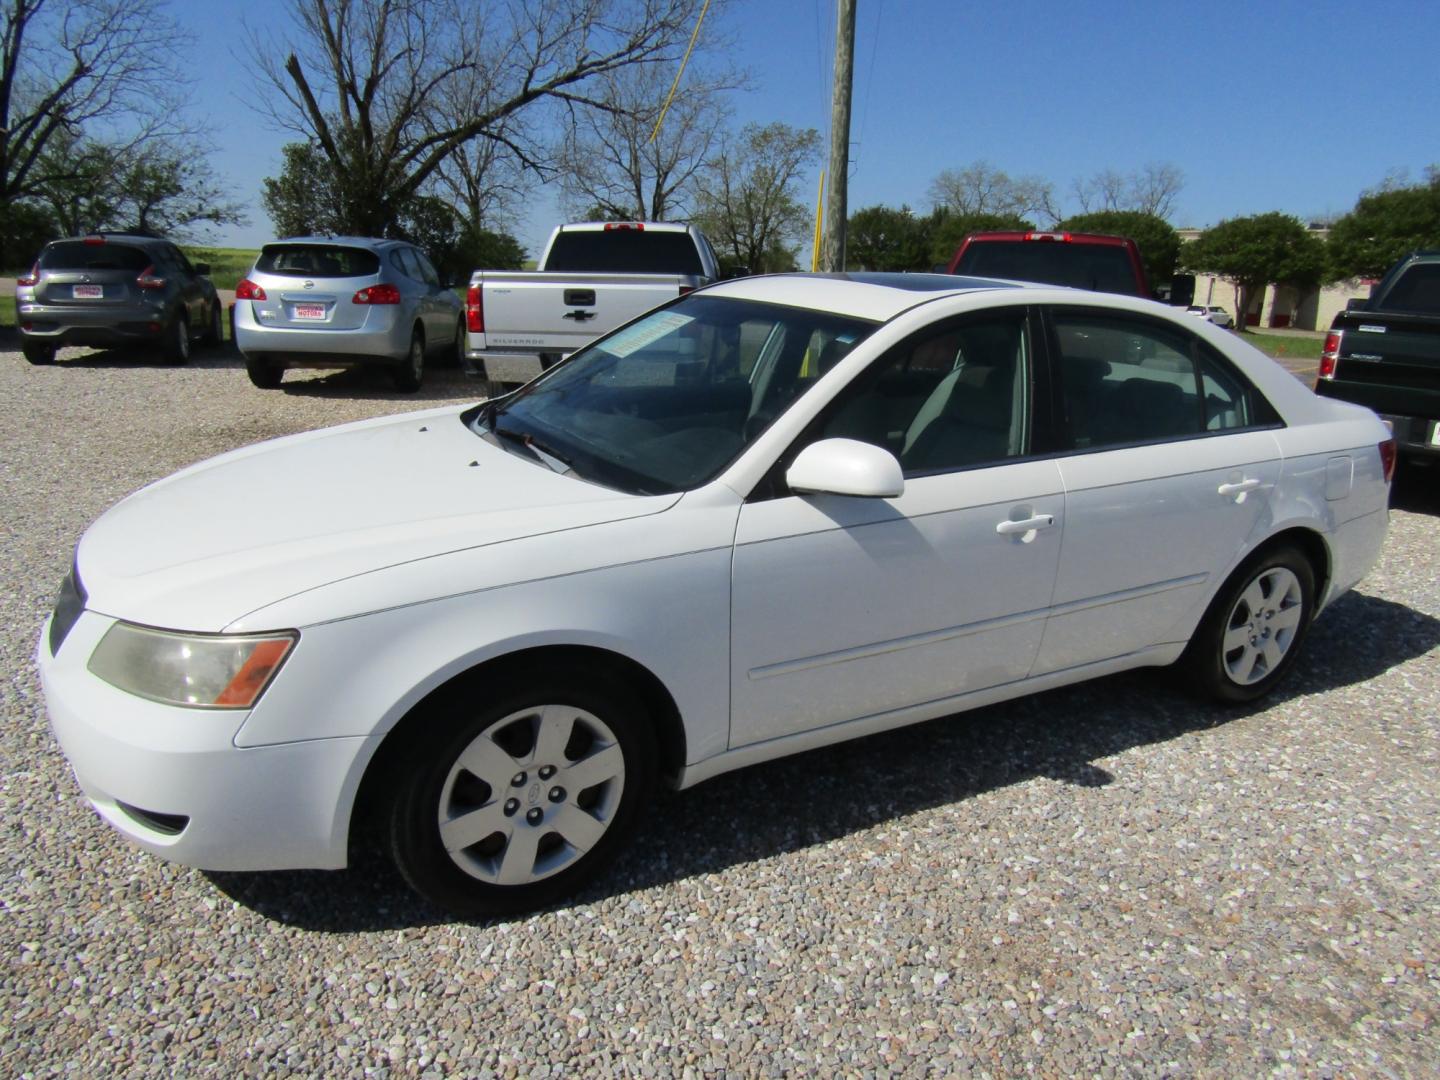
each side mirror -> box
[786,438,904,499]
[194,262,211,275]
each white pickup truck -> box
[464,221,723,389]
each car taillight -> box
[1024,231,1072,242]
[466,283,483,333]
[1318,331,1341,380]
[1379,438,1397,484]
[136,265,166,290]
[17,262,39,287]
[603,222,644,231]
[234,278,267,301]
[353,283,401,305]
[678,285,695,296]
[82,235,106,246]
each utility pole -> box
[822,0,856,272]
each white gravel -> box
[3,340,1438,1077]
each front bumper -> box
[38,610,373,871]
[234,301,410,365]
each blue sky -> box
[193,0,1439,258]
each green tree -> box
[1056,210,1180,289]
[1326,169,1440,280]
[262,143,346,237]
[693,122,821,273]
[927,210,1033,268]
[1181,213,1325,332]
[2,201,57,267]
[845,205,931,271]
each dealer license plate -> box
[72,285,103,299]
[294,304,326,320]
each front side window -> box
[1053,309,1274,451]
[472,296,877,494]
[804,311,1031,475]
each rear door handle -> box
[1217,478,1261,498]
[995,514,1055,541]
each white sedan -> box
[39,274,1394,917]
[1186,304,1234,328]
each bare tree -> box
[557,58,737,222]
[1,0,186,260]
[927,161,1057,224]
[693,122,821,273]
[1073,162,1184,220]
[250,0,707,237]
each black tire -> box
[1180,544,1316,703]
[244,354,283,389]
[202,299,224,347]
[393,328,424,393]
[386,663,656,919]
[165,314,191,364]
[22,342,56,365]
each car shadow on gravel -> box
[206,589,1440,932]
[35,343,244,368]
[272,365,478,401]
[1391,466,1439,515]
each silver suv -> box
[233,237,464,392]
[16,234,224,365]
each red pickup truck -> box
[948,231,1152,297]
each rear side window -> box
[1379,263,1440,314]
[544,230,704,275]
[956,241,1139,295]
[257,245,380,278]
[39,242,150,272]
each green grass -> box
[1241,330,1323,362]
[0,294,14,329]
[183,246,259,291]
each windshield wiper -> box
[493,425,572,474]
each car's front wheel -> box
[22,342,56,365]
[244,354,283,389]
[1181,544,1315,703]
[393,329,424,393]
[386,665,655,918]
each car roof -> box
[53,233,168,247]
[266,236,407,250]
[557,222,692,234]
[701,272,1035,321]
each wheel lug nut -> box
[503,798,520,816]
[538,765,556,780]
[525,807,543,825]
[548,786,565,803]
[511,772,527,787]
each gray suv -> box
[233,237,465,392]
[16,234,223,365]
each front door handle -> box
[995,514,1055,542]
[1217,478,1261,501]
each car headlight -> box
[87,623,298,709]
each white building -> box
[1177,227,1372,331]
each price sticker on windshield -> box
[600,312,694,358]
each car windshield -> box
[469,295,878,495]
[955,241,1138,295]
[256,244,381,278]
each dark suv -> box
[15,234,224,365]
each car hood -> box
[76,405,678,631]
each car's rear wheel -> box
[22,342,56,365]
[452,317,466,369]
[166,315,191,364]
[1181,544,1315,703]
[244,354,283,389]
[393,329,424,393]
[202,301,224,347]
[386,664,655,918]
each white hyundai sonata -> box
[39,274,1394,917]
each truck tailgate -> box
[479,272,689,355]
[1323,312,1440,418]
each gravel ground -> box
[2,340,1438,1078]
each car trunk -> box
[247,243,384,332]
